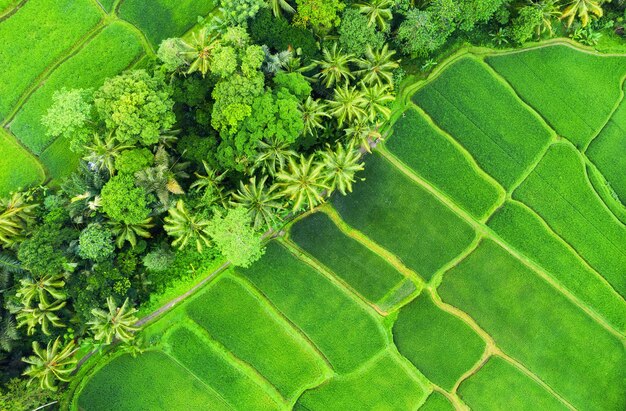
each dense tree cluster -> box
[1,0,625,407]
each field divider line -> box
[427,234,482,290]
[318,204,426,287]
[228,273,336,381]
[581,151,626,227]
[278,238,392,324]
[582,76,626,153]
[0,0,27,22]
[115,18,156,57]
[375,277,420,313]
[0,128,48,182]
[89,0,107,14]
[172,319,290,409]
[451,345,492,394]
[378,148,626,340]
[509,198,626,308]
[2,19,108,129]
[160,350,237,410]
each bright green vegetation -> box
[412,56,553,189]
[587,88,626,203]
[488,201,626,332]
[118,0,215,47]
[186,275,329,399]
[393,293,485,391]
[10,22,144,154]
[486,45,626,148]
[387,108,503,220]
[76,351,231,411]
[296,351,427,411]
[0,0,102,119]
[238,242,387,373]
[289,211,409,307]
[165,325,283,410]
[586,163,626,224]
[419,391,454,411]
[38,136,79,183]
[98,0,116,12]
[0,0,19,14]
[0,130,45,196]
[514,142,626,297]
[332,153,476,280]
[458,356,568,411]
[439,239,626,411]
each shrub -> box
[249,10,319,61]
[338,9,385,56]
[78,224,115,262]
[100,175,151,224]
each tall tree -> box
[301,97,331,137]
[0,192,37,249]
[181,27,221,77]
[231,176,284,230]
[208,207,265,267]
[88,297,139,345]
[327,84,367,126]
[561,0,603,27]
[16,300,66,336]
[356,44,399,87]
[276,155,329,211]
[253,137,297,176]
[356,0,393,31]
[314,44,356,88]
[16,273,66,307]
[318,141,364,195]
[344,121,382,153]
[22,338,77,391]
[361,83,394,121]
[82,133,133,176]
[109,218,154,248]
[134,147,189,207]
[163,200,212,252]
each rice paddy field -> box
[73,43,626,410]
[0,0,216,195]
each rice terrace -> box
[0,1,625,411]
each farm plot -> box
[387,108,503,220]
[412,56,553,189]
[587,85,626,204]
[439,239,625,411]
[119,0,215,47]
[486,44,626,148]
[332,153,476,281]
[420,392,455,411]
[289,210,413,310]
[10,21,145,154]
[0,129,45,196]
[0,0,103,119]
[513,142,626,297]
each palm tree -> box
[276,155,329,211]
[356,0,394,31]
[190,161,229,207]
[344,121,383,153]
[16,300,66,336]
[0,192,38,249]
[16,273,66,307]
[532,0,562,36]
[561,0,603,27]
[181,27,220,77]
[254,137,297,176]
[268,0,295,18]
[135,146,189,207]
[362,84,394,121]
[163,200,212,251]
[88,297,139,345]
[22,337,77,391]
[301,97,331,137]
[109,218,154,248]
[314,44,356,88]
[262,45,293,75]
[318,141,364,195]
[356,44,399,87]
[327,84,368,126]
[231,176,284,230]
[83,133,133,176]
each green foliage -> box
[157,38,189,72]
[395,3,457,57]
[163,200,211,252]
[293,0,346,31]
[142,247,174,272]
[217,0,266,27]
[100,174,151,224]
[277,155,329,211]
[41,88,92,152]
[88,296,139,345]
[457,0,508,31]
[18,222,74,276]
[115,148,154,175]
[338,9,385,57]
[22,338,76,391]
[93,70,176,146]
[0,378,58,411]
[78,224,115,262]
[511,6,544,43]
[208,207,264,267]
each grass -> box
[0,0,19,14]
[76,351,231,411]
[439,239,626,411]
[39,135,80,182]
[0,129,45,197]
[513,142,626,297]
[586,88,626,203]
[10,21,145,154]
[387,107,503,219]
[420,392,454,411]
[486,44,626,149]
[118,0,215,47]
[289,211,407,305]
[586,163,626,225]
[186,275,328,399]
[392,292,485,391]
[487,200,626,333]
[332,153,476,281]
[237,242,387,374]
[296,350,427,411]
[412,56,553,189]
[98,0,115,12]
[458,356,568,411]
[0,0,102,119]
[165,325,283,410]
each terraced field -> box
[0,0,215,195]
[74,43,626,410]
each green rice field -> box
[0,0,216,196]
[74,44,626,410]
